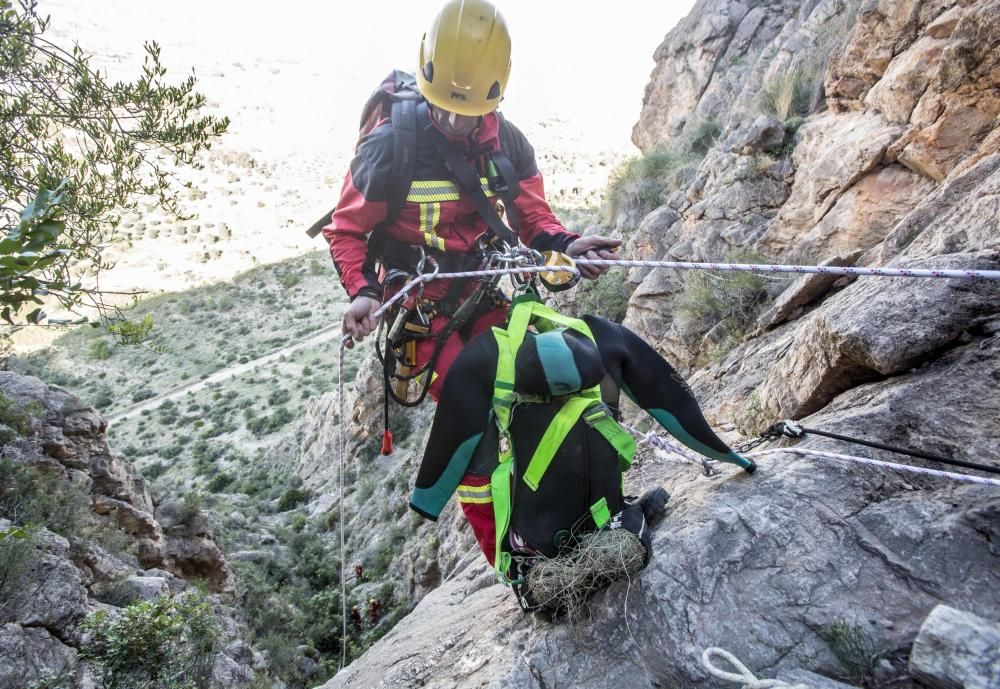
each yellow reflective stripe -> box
[457,484,493,503]
[406,178,496,202]
[457,486,491,496]
[420,203,446,251]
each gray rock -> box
[778,669,861,689]
[119,575,170,602]
[0,623,77,689]
[316,446,1000,688]
[759,252,860,329]
[734,115,787,154]
[909,605,1000,689]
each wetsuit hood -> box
[514,327,605,397]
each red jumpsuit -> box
[322,107,577,399]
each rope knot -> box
[701,647,810,689]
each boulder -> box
[909,605,1000,689]
[754,253,998,418]
[758,112,906,256]
[733,114,786,154]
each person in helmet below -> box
[409,297,757,614]
[322,0,621,401]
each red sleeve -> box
[512,172,579,253]
[321,169,388,300]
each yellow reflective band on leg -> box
[456,484,493,504]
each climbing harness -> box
[702,647,809,689]
[487,297,636,586]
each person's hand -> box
[342,295,381,347]
[565,235,623,279]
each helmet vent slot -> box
[422,61,435,83]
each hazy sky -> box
[43,0,696,152]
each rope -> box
[338,335,349,669]
[702,647,809,689]
[746,447,1000,487]
[773,421,1000,476]
[330,256,1000,666]
[622,423,717,475]
[571,258,1000,281]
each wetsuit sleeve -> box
[321,125,393,300]
[588,317,754,471]
[500,119,579,253]
[410,334,499,520]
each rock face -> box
[323,1,1000,688]
[0,372,244,688]
[318,445,1000,689]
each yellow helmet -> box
[416,0,512,117]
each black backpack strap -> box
[422,120,519,248]
[489,113,522,235]
[387,98,419,223]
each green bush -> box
[81,592,220,689]
[678,250,770,334]
[574,277,629,323]
[88,339,113,361]
[179,490,203,525]
[604,146,699,223]
[0,459,89,536]
[0,393,42,443]
[277,488,311,512]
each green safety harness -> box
[488,297,637,583]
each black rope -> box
[768,421,1000,476]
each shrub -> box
[0,459,89,536]
[81,592,220,689]
[820,621,881,687]
[130,388,157,404]
[0,393,42,443]
[574,277,629,323]
[277,488,311,512]
[604,146,700,224]
[687,116,722,155]
[206,472,233,493]
[179,490,203,525]
[678,250,770,334]
[88,339,113,360]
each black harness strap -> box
[422,121,520,249]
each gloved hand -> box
[342,295,381,348]
[565,235,622,279]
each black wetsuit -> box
[409,315,751,560]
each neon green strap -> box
[584,408,637,471]
[522,396,595,490]
[590,497,611,529]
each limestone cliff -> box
[0,372,246,688]
[316,1,999,688]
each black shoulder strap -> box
[387,99,419,223]
[423,120,519,248]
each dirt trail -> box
[107,324,346,426]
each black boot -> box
[636,486,669,524]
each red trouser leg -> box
[456,473,497,565]
[415,305,509,401]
